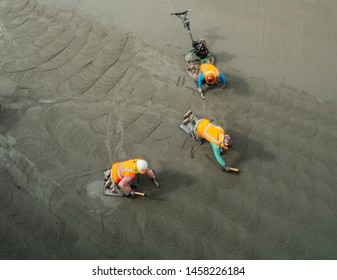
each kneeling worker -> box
[182,111,234,172]
[197,63,227,99]
[104,158,160,197]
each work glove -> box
[129,189,136,198]
[222,166,231,173]
[221,82,228,89]
[151,170,160,188]
[198,88,205,100]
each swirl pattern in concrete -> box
[1,0,337,259]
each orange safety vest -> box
[200,63,220,78]
[196,119,224,147]
[111,158,141,184]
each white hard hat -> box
[136,159,148,174]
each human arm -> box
[219,73,227,87]
[197,73,205,90]
[210,142,230,171]
[146,169,160,188]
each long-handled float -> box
[171,9,218,99]
[170,9,215,67]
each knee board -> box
[179,110,207,145]
[179,121,192,135]
[179,121,205,145]
[102,184,124,197]
[102,183,147,197]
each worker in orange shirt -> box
[103,158,159,197]
[182,111,233,172]
[197,63,227,99]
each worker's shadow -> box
[227,129,276,168]
[136,171,196,200]
[214,51,236,64]
[224,72,251,97]
[0,106,20,132]
[201,28,235,64]
[203,73,250,100]
[202,27,225,46]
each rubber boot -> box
[183,110,193,119]
[103,169,111,181]
[182,118,190,125]
[189,114,198,123]
[104,177,112,188]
